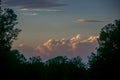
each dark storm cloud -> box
[4,0,66,9]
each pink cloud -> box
[14,34,98,62]
[35,34,99,60]
[76,19,104,23]
[14,44,40,58]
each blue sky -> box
[3,0,120,61]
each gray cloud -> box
[4,0,66,9]
[20,8,64,12]
[22,13,38,16]
[13,44,40,58]
[76,19,104,23]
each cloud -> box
[41,9,64,12]
[22,13,38,16]
[35,34,99,60]
[20,8,64,12]
[13,34,99,62]
[4,0,66,9]
[76,19,104,23]
[81,36,99,43]
[14,44,40,57]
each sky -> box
[2,0,120,62]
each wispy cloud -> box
[76,19,104,23]
[22,13,38,16]
[20,8,64,12]
[4,0,67,9]
[14,34,99,61]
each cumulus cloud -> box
[36,34,99,60]
[4,0,66,9]
[14,34,99,62]
[76,19,104,23]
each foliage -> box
[44,56,86,80]
[0,1,21,51]
[88,19,120,80]
[0,1,23,79]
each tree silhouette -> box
[44,56,86,80]
[0,1,24,79]
[88,19,120,80]
[0,0,21,51]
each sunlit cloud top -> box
[14,34,99,62]
[36,34,99,57]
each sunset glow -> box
[4,0,119,61]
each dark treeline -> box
[0,0,120,80]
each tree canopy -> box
[88,19,120,80]
[0,0,21,51]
